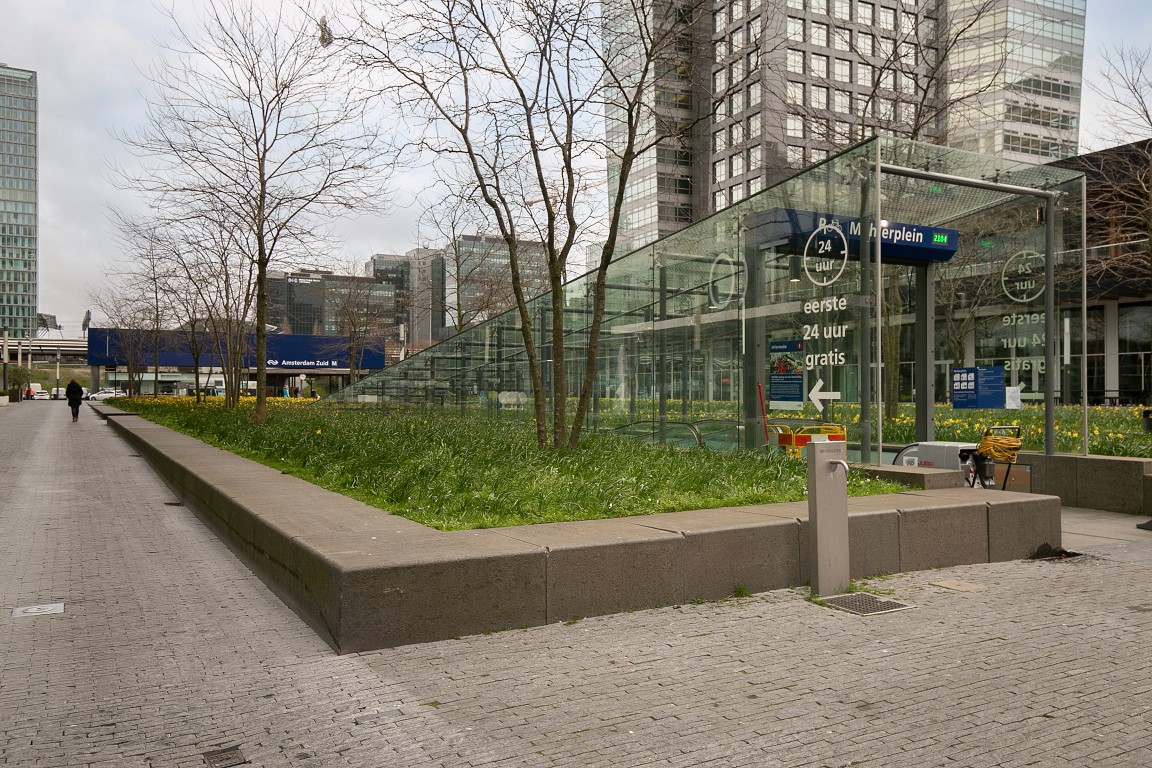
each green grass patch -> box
[118,398,907,530]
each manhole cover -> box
[203,746,246,767]
[12,603,65,618]
[821,593,914,615]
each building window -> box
[730,120,744,144]
[833,89,851,113]
[786,114,805,138]
[714,159,728,182]
[810,0,827,13]
[857,62,873,87]
[748,81,762,107]
[858,32,874,56]
[657,174,693,195]
[787,81,805,104]
[810,54,828,78]
[787,0,803,9]
[810,85,829,109]
[834,0,851,19]
[787,17,804,42]
[658,202,694,222]
[879,5,896,30]
[786,145,805,165]
[730,153,745,176]
[787,49,804,74]
[747,114,762,139]
[833,28,850,51]
[810,22,828,48]
[834,58,851,81]
[858,2,874,25]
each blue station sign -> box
[749,208,959,265]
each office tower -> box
[0,64,37,339]
[947,0,1084,162]
[614,0,1086,249]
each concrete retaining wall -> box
[96,406,1062,653]
[1018,451,1152,516]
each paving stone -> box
[3,403,1152,766]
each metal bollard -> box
[807,441,851,597]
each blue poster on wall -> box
[952,366,1006,409]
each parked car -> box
[88,389,127,401]
[33,390,50,400]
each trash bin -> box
[1144,409,1152,434]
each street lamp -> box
[55,350,61,400]
[2,327,8,395]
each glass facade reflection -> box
[0,64,37,339]
[331,138,1085,456]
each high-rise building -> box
[947,0,1084,163]
[0,64,37,340]
[613,0,1085,248]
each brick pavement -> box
[2,401,1152,767]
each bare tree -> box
[90,283,156,396]
[1060,45,1152,298]
[119,0,390,421]
[341,0,725,448]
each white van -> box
[50,385,87,400]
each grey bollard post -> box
[807,441,851,597]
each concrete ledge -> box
[855,464,965,490]
[1020,451,1152,515]
[99,407,1064,652]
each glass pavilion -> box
[331,137,1086,460]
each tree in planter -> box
[119,0,390,422]
[340,0,739,448]
[6,365,32,400]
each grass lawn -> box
[116,397,907,530]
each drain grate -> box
[821,593,914,615]
[203,746,247,767]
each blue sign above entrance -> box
[750,208,960,265]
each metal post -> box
[2,327,8,394]
[808,441,851,597]
[915,264,935,442]
[1045,195,1056,455]
[875,141,884,462]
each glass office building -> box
[0,64,37,340]
[332,137,1085,457]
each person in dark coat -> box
[65,379,84,422]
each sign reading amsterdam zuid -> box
[748,208,959,265]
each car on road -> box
[88,389,128,401]
[33,390,50,400]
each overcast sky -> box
[1,0,1149,335]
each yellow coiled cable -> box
[977,432,1022,464]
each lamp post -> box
[2,327,8,395]
[55,350,61,400]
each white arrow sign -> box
[808,378,841,413]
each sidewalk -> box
[2,401,1151,767]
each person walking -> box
[65,379,84,422]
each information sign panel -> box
[952,366,1006,409]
